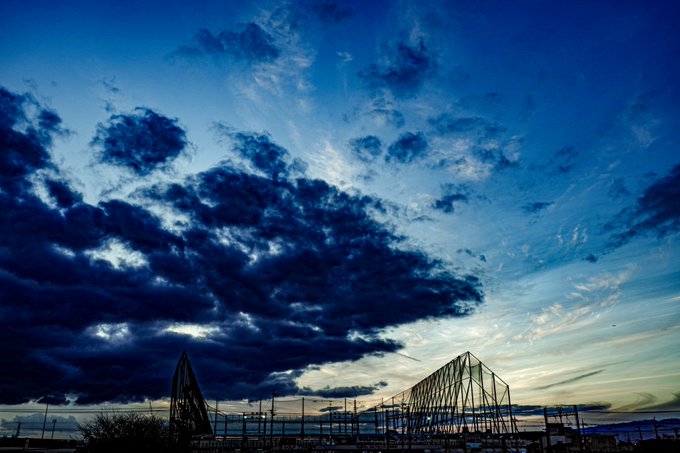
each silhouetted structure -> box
[170,351,213,438]
[366,351,516,435]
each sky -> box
[1,0,679,430]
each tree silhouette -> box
[77,412,181,453]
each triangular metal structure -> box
[368,351,516,435]
[170,351,213,437]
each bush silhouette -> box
[77,412,181,453]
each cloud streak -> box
[536,369,605,390]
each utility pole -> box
[213,398,219,435]
[41,403,49,439]
[391,397,395,431]
[374,406,378,434]
[15,421,21,438]
[574,405,584,453]
[401,403,405,450]
[344,398,347,434]
[301,397,305,438]
[653,417,659,440]
[381,398,384,434]
[51,419,57,440]
[543,407,552,453]
[270,389,275,448]
[407,406,412,450]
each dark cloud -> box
[274,0,353,33]
[100,77,121,95]
[301,382,388,399]
[512,403,611,417]
[91,108,187,175]
[432,184,469,214]
[608,178,631,199]
[538,145,578,175]
[606,163,680,248]
[357,97,405,128]
[230,131,292,179]
[428,114,504,138]
[456,248,486,263]
[303,0,353,23]
[175,23,279,64]
[476,148,519,172]
[551,145,578,174]
[494,153,520,171]
[385,132,429,164]
[0,86,25,127]
[253,370,388,399]
[0,86,483,404]
[348,135,382,163]
[0,88,60,193]
[360,39,434,98]
[612,392,658,412]
[584,254,598,263]
[46,178,82,208]
[630,166,680,234]
[428,112,517,172]
[370,107,405,128]
[638,392,680,411]
[522,201,553,214]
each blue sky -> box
[1,0,679,422]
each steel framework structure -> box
[367,351,516,435]
[170,351,213,437]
